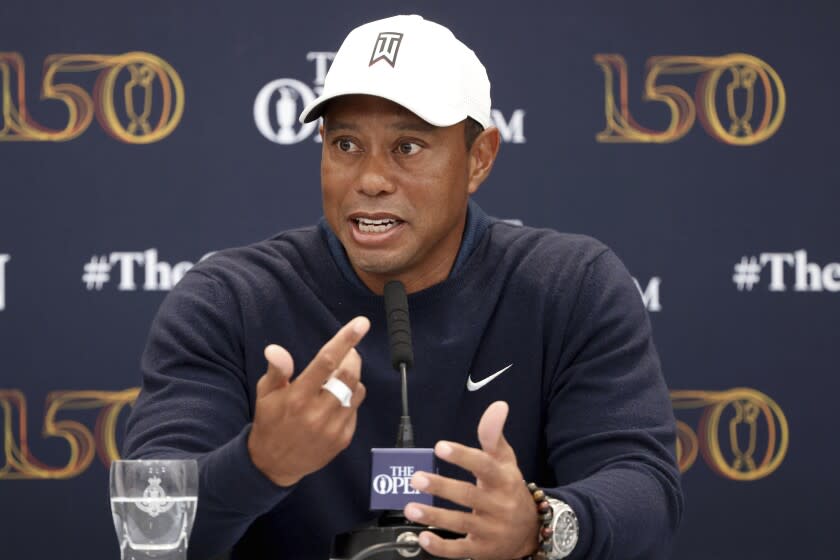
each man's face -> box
[321,95,481,294]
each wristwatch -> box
[546,498,578,559]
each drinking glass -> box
[110,460,198,560]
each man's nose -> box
[357,153,396,196]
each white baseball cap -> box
[298,14,491,129]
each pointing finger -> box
[295,316,370,394]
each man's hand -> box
[247,316,370,487]
[403,401,539,560]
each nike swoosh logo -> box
[466,364,513,391]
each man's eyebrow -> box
[323,118,439,133]
[390,120,437,133]
[324,120,357,132]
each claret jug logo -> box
[0,52,184,143]
[255,52,526,145]
[254,75,320,145]
[672,388,788,481]
[595,53,785,145]
[370,32,404,67]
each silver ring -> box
[322,377,353,407]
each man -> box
[124,14,683,560]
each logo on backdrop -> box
[370,32,404,67]
[0,386,786,481]
[733,250,840,292]
[254,52,526,145]
[671,388,788,481]
[81,249,214,292]
[0,254,9,311]
[595,53,785,145]
[0,52,184,144]
[634,276,661,312]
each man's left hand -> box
[403,401,539,560]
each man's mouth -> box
[353,217,402,233]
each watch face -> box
[552,509,579,557]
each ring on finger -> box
[322,377,353,407]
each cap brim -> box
[298,88,466,128]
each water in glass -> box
[110,460,198,560]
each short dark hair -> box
[464,117,484,150]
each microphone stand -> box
[331,358,459,560]
[330,282,462,560]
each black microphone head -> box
[383,280,414,370]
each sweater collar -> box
[319,200,493,293]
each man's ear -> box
[467,127,501,194]
[319,121,325,141]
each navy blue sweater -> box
[124,203,683,559]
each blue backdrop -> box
[1,1,835,558]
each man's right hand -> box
[247,316,370,487]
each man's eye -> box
[397,142,421,155]
[337,139,358,152]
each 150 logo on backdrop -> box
[254,52,526,145]
[594,53,785,145]
[0,389,139,479]
[0,387,786,480]
[0,52,184,143]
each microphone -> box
[370,281,429,514]
[384,280,414,448]
[331,281,459,559]
[384,280,414,370]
